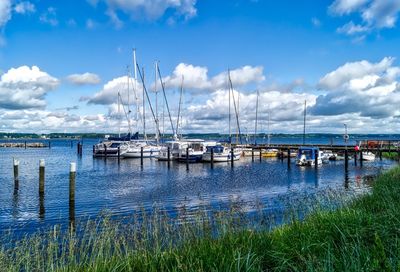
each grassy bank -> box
[382,151,400,161]
[1,167,400,271]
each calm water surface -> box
[0,138,398,234]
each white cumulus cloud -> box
[14,1,36,14]
[0,66,59,110]
[0,0,11,27]
[329,0,400,37]
[67,72,101,85]
[92,0,198,26]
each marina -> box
[0,136,398,235]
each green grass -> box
[382,151,400,160]
[1,167,400,271]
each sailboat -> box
[262,104,278,158]
[203,70,242,162]
[120,51,162,158]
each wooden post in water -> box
[167,146,171,169]
[314,150,318,169]
[344,149,349,171]
[231,147,234,167]
[92,145,95,157]
[104,144,107,160]
[360,150,363,167]
[13,158,19,182]
[208,147,213,168]
[117,146,120,164]
[259,147,262,162]
[186,147,189,170]
[24,141,27,149]
[379,149,382,161]
[287,148,291,168]
[69,162,76,230]
[80,142,83,156]
[77,142,80,155]
[280,149,284,162]
[251,148,254,162]
[141,147,144,166]
[354,151,357,166]
[39,159,45,196]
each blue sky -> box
[1,0,400,134]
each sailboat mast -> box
[118,92,121,137]
[303,100,306,145]
[267,105,271,146]
[254,90,259,145]
[157,64,176,138]
[154,61,159,143]
[143,67,147,140]
[126,66,131,134]
[228,70,231,144]
[228,70,242,144]
[176,76,184,139]
[133,49,139,132]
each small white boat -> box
[296,147,323,166]
[156,140,187,161]
[362,151,376,161]
[178,140,216,163]
[202,144,241,162]
[120,140,161,158]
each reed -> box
[1,167,399,271]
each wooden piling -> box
[117,147,120,163]
[13,158,19,182]
[360,151,363,167]
[69,162,76,230]
[354,151,357,166]
[231,147,234,167]
[141,147,144,166]
[39,159,45,196]
[287,148,291,168]
[259,148,262,162]
[77,142,80,155]
[344,149,348,170]
[314,150,318,168]
[379,149,382,161]
[167,146,171,168]
[251,148,254,162]
[210,147,214,168]
[24,141,27,149]
[104,144,107,159]
[186,147,189,170]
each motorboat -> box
[178,139,216,163]
[296,147,323,166]
[262,148,279,158]
[321,150,336,162]
[202,144,241,162]
[362,151,376,161]
[156,140,188,161]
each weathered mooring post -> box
[231,147,234,167]
[259,147,262,162]
[360,151,363,167]
[287,148,291,168]
[280,149,284,162]
[354,151,357,166]
[186,147,189,170]
[104,144,107,160]
[141,147,144,166]
[314,150,318,169]
[344,149,349,171]
[13,158,19,182]
[379,149,382,161]
[210,147,214,169]
[77,142,80,155]
[117,146,120,164]
[39,159,45,196]
[251,148,254,162]
[69,162,76,230]
[167,146,171,169]
[24,141,27,149]
[92,145,95,156]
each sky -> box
[1,0,400,135]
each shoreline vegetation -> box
[0,167,400,271]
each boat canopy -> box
[297,147,319,160]
[206,145,224,153]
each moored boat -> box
[202,144,241,162]
[362,151,376,161]
[296,147,323,166]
